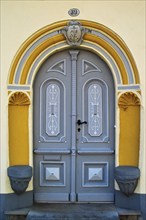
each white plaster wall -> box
[1,0,146,193]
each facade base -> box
[0,191,33,220]
[115,190,146,219]
[0,191,146,220]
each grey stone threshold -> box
[5,204,143,220]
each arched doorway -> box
[7,20,141,208]
[33,49,115,203]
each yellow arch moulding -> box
[8,20,140,85]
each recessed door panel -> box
[33,49,115,203]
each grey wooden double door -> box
[33,49,115,203]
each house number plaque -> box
[68,8,80,17]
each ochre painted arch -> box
[8,20,140,86]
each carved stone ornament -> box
[118,92,140,110]
[7,165,32,195]
[9,92,30,106]
[62,21,85,46]
[115,166,140,197]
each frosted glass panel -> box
[88,84,102,136]
[46,84,60,136]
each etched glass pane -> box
[46,84,60,136]
[88,84,102,136]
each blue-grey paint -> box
[77,149,114,154]
[26,203,120,220]
[68,8,80,17]
[33,50,72,203]
[33,49,115,203]
[13,26,135,85]
[14,31,58,84]
[27,42,67,84]
[7,85,30,90]
[82,42,122,84]
[1,192,145,219]
[69,50,79,202]
[7,166,32,195]
[0,191,33,220]
[115,166,140,196]
[7,84,141,94]
[140,194,146,219]
[34,149,70,154]
[118,85,140,90]
[91,30,134,84]
[115,190,146,219]
[27,41,121,85]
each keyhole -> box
[78,128,81,132]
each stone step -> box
[5,204,142,220]
[117,207,143,220]
[26,203,120,220]
[5,208,29,220]
[4,207,30,220]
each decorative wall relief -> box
[118,92,140,166]
[118,92,140,111]
[9,92,30,106]
[8,92,30,165]
[62,21,85,46]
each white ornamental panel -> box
[88,84,102,136]
[46,84,60,136]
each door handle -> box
[77,120,87,126]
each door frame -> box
[7,20,141,202]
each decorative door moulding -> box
[7,20,140,90]
[7,20,141,170]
